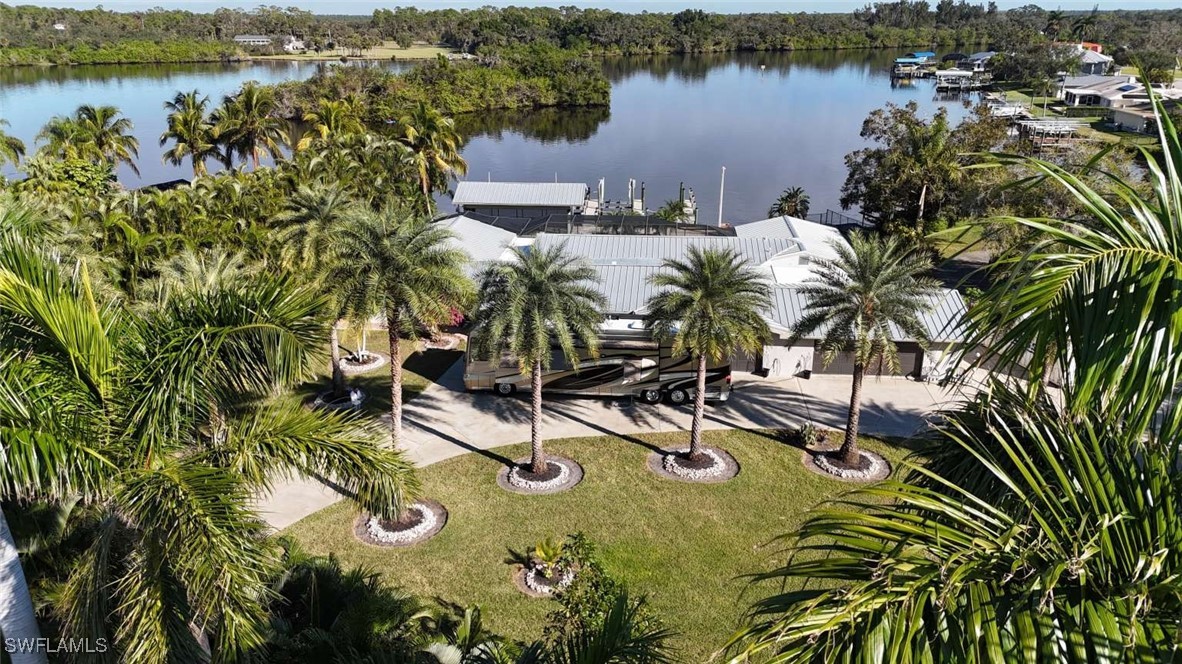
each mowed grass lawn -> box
[285,429,910,660]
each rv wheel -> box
[667,389,689,405]
[495,383,516,396]
[639,389,662,405]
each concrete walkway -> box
[257,359,977,529]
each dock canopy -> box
[452,181,588,209]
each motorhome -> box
[463,324,731,404]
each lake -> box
[0,50,975,223]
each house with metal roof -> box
[1078,48,1114,76]
[1058,74,1139,107]
[233,35,272,46]
[440,209,967,379]
[451,181,590,218]
[958,51,996,72]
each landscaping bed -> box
[285,428,906,660]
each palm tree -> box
[0,207,420,662]
[323,205,474,444]
[767,186,811,218]
[655,199,687,223]
[296,98,365,151]
[395,101,468,214]
[74,104,140,175]
[470,244,606,476]
[0,118,26,168]
[789,232,938,468]
[727,387,1182,662]
[160,89,224,176]
[645,247,771,462]
[214,82,289,169]
[34,115,86,160]
[274,183,358,398]
[1044,9,1066,37]
[961,87,1182,439]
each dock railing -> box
[805,209,875,229]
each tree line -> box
[2,2,1181,65]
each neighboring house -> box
[958,51,996,72]
[282,36,306,52]
[1111,99,1182,134]
[442,210,967,379]
[233,35,272,46]
[1078,48,1114,76]
[52,22,66,31]
[452,181,591,219]
[1058,74,1139,106]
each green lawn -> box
[291,329,465,414]
[284,429,911,660]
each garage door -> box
[811,343,924,377]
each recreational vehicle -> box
[463,325,731,404]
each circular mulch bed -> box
[353,499,448,547]
[646,445,740,484]
[312,389,366,411]
[339,353,388,375]
[496,457,584,495]
[801,445,892,483]
[422,335,460,351]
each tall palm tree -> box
[160,89,224,176]
[214,82,289,169]
[0,118,26,168]
[395,102,467,214]
[645,247,771,462]
[470,244,606,475]
[323,205,474,444]
[296,98,365,151]
[0,208,420,662]
[789,232,938,468]
[767,186,811,218]
[74,104,140,175]
[274,183,358,398]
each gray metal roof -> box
[767,285,967,343]
[452,182,588,208]
[533,233,800,267]
[435,214,517,276]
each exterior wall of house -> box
[1112,108,1152,133]
[759,343,814,378]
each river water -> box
[0,50,974,222]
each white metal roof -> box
[435,214,518,275]
[734,215,845,262]
[533,233,803,268]
[452,181,588,208]
[767,286,966,343]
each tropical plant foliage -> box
[469,244,605,474]
[0,202,420,661]
[730,84,1182,664]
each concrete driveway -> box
[257,359,977,529]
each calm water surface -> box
[0,51,975,222]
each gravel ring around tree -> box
[352,499,448,547]
[511,565,561,599]
[801,444,892,483]
[646,445,740,484]
[339,352,389,376]
[496,457,584,495]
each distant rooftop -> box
[452,181,588,208]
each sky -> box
[8,1,1180,14]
